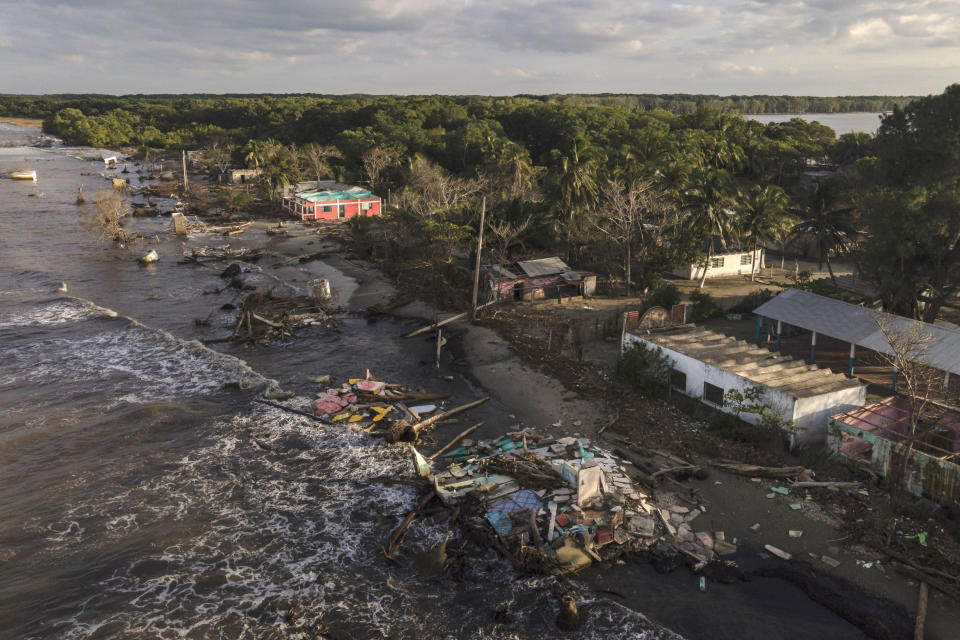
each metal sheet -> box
[754,288,960,375]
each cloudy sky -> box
[1,0,957,95]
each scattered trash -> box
[750,523,760,532]
[139,249,159,264]
[821,555,841,568]
[699,576,706,592]
[789,503,803,510]
[764,544,792,560]
[770,486,790,496]
[788,530,803,538]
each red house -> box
[282,182,382,221]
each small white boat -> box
[10,169,37,181]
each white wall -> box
[792,386,867,444]
[624,333,796,428]
[672,248,764,280]
[623,332,862,446]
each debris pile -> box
[183,245,263,264]
[231,289,332,344]
[417,431,726,574]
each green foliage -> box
[617,342,674,398]
[730,288,775,313]
[647,283,681,311]
[689,288,721,321]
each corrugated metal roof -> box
[634,327,863,398]
[515,257,571,277]
[754,288,960,376]
[295,185,376,203]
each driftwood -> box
[402,301,496,338]
[383,489,436,560]
[388,397,490,443]
[403,312,468,338]
[253,398,326,422]
[597,412,619,436]
[429,422,483,460]
[890,560,960,604]
[710,461,809,478]
[791,481,862,489]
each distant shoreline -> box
[0,117,42,127]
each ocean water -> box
[743,112,885,135]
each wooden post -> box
[181,149,189,193]
[471,197,486,319]
[435,328,442,368]
[849,343,856,377]
[915,581,928,640]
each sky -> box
[0,0,958,96]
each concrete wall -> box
[792,386,866,444]
[673,248,764,280]
[623,333,796,429]
[624,332,863,446]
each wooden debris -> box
[383,489,436,561]
[710,461,809,479]
[429,422,483,460]
[388,397,489,443]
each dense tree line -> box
[1,89,956,319]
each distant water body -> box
[744,112,885,135]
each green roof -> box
[295,187,376,203]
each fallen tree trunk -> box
[710,461,809,478]
[791,481,862,489]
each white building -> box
[622,327,865,446]
[672,247,764,280]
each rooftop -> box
[485,257,580,280]
[292,181,377,203]
[754,289,960,376]
[633,327,864,398]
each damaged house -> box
[483,257,596,302]
[830,398,960,503]
[623,327,866,446]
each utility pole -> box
[471,197,486,319]
[181,149,189,194]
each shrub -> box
[617,341,674,398]
[730,288,774,314]
[647,283,681,312]
[690,288,721,322]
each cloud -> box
[0,0,957,94]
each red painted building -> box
[282,182,382,221]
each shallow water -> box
[0,124,871,639]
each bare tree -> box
[204,141,235,176]
[300,143,342,182]
[873,315,953,488]
[398,157,483,218]
[361,147,398,192]
[487,215,532,262]
[592,179,675,296]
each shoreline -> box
[0,116,43,127]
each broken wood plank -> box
[253,398,326,422]
[429,422,483,460]
[251,313,283,328]
[891,561,960,604]
[710,461,809,478]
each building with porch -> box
[672,245,764,281]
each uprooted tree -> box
[84,189,131,244]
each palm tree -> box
[790,180,855,286]
[683,167,737,287]
[557,144,598,262]
[740,184,789,280]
